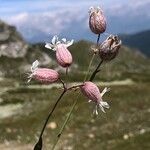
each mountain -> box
[0,20,52,78]
[120,30,150,56]
[34,40,150,81]
[0,20,149,81]
[2,0,150,44]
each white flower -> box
[92,87,110,115]
[45,35,74,51]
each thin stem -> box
[40,90,66,138]
[89,60,103,81]
[59,79,66,90]
[68,84,84,91]
[83,34,100,82]
[52,95,79,150]
[33,89,66,150]
[97,34,101,46]
[34,81,83,149]
[83,53,95,82]
[51,34,102,150]
[66,67,69,76]
[38,79,67,139]
[51,35,101,149]
[52,60,103,150]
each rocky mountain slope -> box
[0,20,52,77]
[0,20,149,81]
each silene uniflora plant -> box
[28,6,122,150]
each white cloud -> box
[1,0,150,41]
[4,7,86,36]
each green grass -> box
[0,80,150,149]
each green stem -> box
[97,34,101,46]
[83,33,100,81]
[89,60,103,81]
[33,89,66,150]
[51,53,96,149]
[83,53,95,82]
[52,94,79,150]
[51,34,101,150]
[51,59,94,149]
[39,90,66,138]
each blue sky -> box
[0,0,150,42]
[0,0,129,15]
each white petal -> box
[31,60,39,72]
[27,78,31,83]
[93,105,99,115]
[56,41,61,45]
[27,74,33,83]
[101,87,110,97]
[66,39,74,47]
[52,35,58,44]
[88,100,92,103]
[45,43,56,51]
[95,109,98,115]
[99,104,106,113]
[100,101,110,109]
[45,43,53,49]
[62,38,66,43]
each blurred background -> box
[0,0,150,149]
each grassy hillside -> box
[31,40,150,82]
[0,80,149,149]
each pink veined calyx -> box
[80,81,110,115]
[27,60,59,83]
[45,35,74,68]
[89,6,106,34]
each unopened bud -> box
[56,44,73,68]
[33,68,59,83]
[28,60,59,83]
[89,7,106,34]
[80,81,110,114]
[99,35,122,61]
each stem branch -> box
[89,60,103,81]
[40,90,66,138]
[51,34,101,150]
[97,34,101,46]
[33,89,66,150]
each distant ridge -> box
[120,30,150,56]
[0,19,149,81]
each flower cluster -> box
[28,6,121,116]
[31,6,122,150]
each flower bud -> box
[45,36,73,68]
[80,81,110,114]
[28,60,59,83]
[33,68,59,83]
[56,44,73,68]
[99,35,122,61]
[89,7,106,34]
